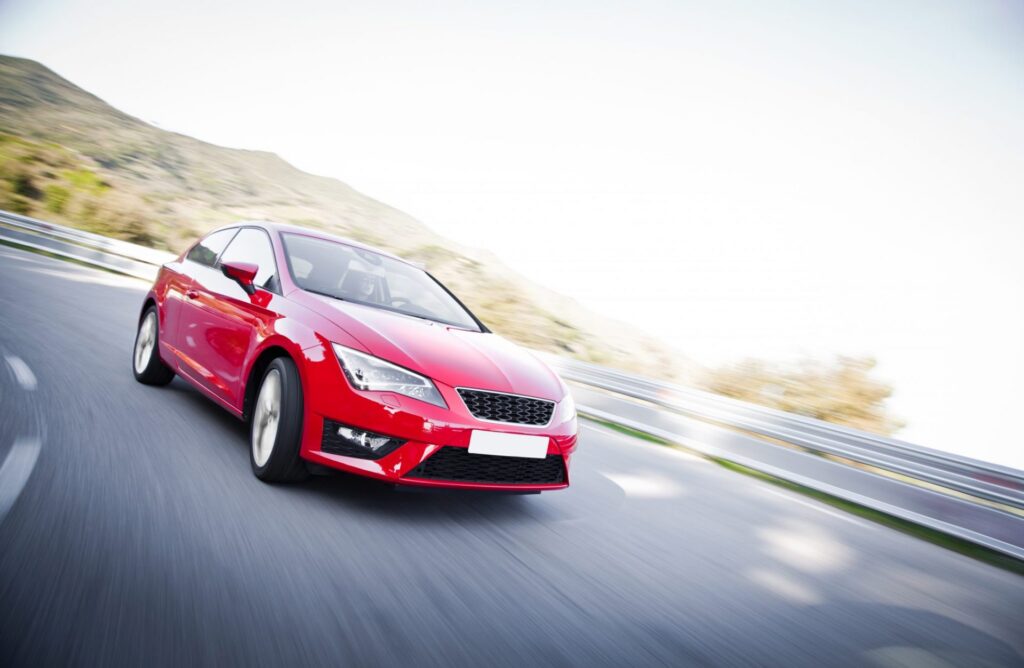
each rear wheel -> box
[251,357,309,483]
[132,306,174,385]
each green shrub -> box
[11,171,40,199]
[44,184,71,213]
[0,182,31,213]
[63,168,108,193]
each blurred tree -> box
[701,356,903,435]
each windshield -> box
[281,233,482,331]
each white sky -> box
[2,0,1022,468]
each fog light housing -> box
[321,419,405,459]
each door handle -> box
[186,289,199,299]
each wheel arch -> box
[139,294,158,323]
[243,343,298,422]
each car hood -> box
[304,295,566,400]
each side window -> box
[219,228,278,290]
[186,229,237,267]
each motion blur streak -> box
[1,245,1022,666]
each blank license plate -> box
[468,431,549,459]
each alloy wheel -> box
[252,369,282,467]
[134,311,157,374]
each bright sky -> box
[2,0,1022,468]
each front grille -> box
[457,388,555,426]
[405,447,565,485]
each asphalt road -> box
[1,245,1022,667]
[569,386,1024,556]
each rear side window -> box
[219,228,278,290]
[186,229,237,267]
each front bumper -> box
[296,341,577,490]
[303,432,574,491]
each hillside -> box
[0,55,690,379]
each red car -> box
[132,222,578,491]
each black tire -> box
[132,305,175,386]
[250,357,309,483]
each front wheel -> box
[250,357,309,483]
[132,306,175,385]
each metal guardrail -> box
[0,210,174,280]
[542,355,1024,511]
[2,209,1021,559]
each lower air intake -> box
[405,447,565,485]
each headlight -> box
[332,343,446,408]
[559,392,577,420]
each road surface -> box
[1,246,1022,666]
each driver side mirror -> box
[221,261,258,295]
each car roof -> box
[211,220,409,265]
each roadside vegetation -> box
[701,356,902,435]
[0,134,160,246]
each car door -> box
[156,258,195,354]
[173,228,238,398]
[178,227,282,412]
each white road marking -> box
[745,567,823,605]
[602,471,685,499]
[584,422,869,527]
[5,355,37,391]
[757,522,853,573]
[763,487,871,529]
[0,436,41,524]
